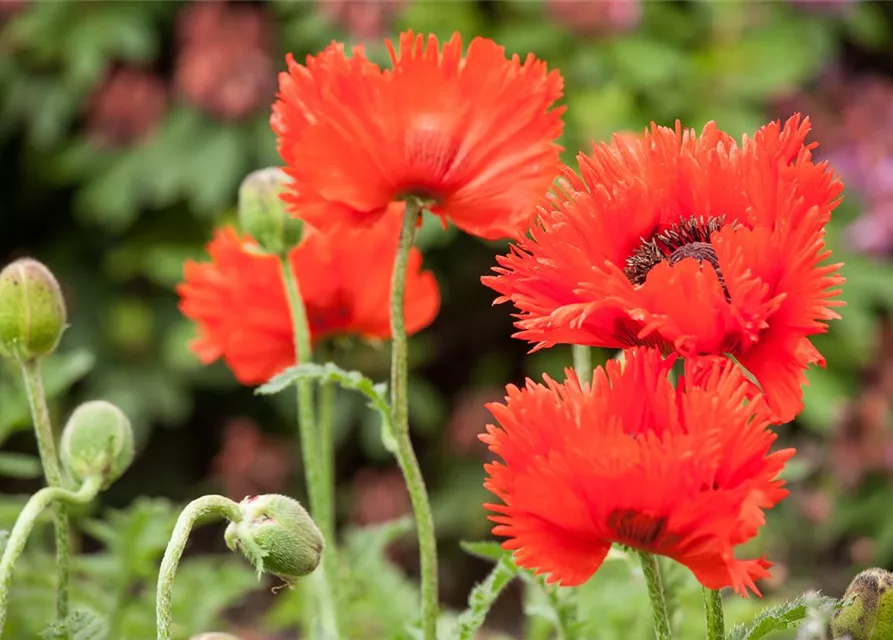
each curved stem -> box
[155,495,242,640]
[0,476,102,634]
[637,551,673,640]
[20,358,71,624]
[390,199,438,640]
[702,587,725,640]
[279,256,339,638]
[571,345,592,384]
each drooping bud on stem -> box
[60,400,134,488]
[0,258,67,361]
[224,494,323,586]
[831,568,893,639]
[238,168,303,255]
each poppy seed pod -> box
[224,494,323,586]
[831,568,893,639]
[0,258,67,361]
[60,400,135,489]
[238,168,303,255]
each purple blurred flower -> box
[788,0,860,15]
[546,0,641,35]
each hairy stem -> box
[155,495,242,640]
[637,551,673,640]
[702,587,725,640]
[571,345,592,384]
[20,358,71,624]
[318,347,336,543]
[0,476,102,634]
[390,199,438,640]
[279,256,339,639]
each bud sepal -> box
[60,400,135,489]
[238,168,303,256]
[831,568,893,640]
[224,494,323,587]
[0,258,67,361]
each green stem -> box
[279,256,339,639]
[0,476,102,634]
[317,345,336,544]
[19,358,71,624]
[702,587,725,640]
[155,495,242,640]
[571,345,592,384]
[637,551,673,640]
[390,199,438,640]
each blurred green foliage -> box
[2,0,893,637]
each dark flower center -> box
[624,216,729,296]
[607,509,667,547]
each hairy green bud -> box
[0,258,66,361]
[831,568,893,639]
[238,168,303,255]
[224,494,323,586]
[60,400,134,488]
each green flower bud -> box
[831,568,893,639]
[0,258,66,361]
[238,168,303,255]
[224,494,323,587]
[60,400,134,489]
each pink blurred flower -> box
[444,388,505,458]
[86,67,167,148]
[0,0,27,19]
[174,1,275,121]
[350,468,409,526]
[211,418,292,499]
[788,0,859,15]
[546,0,641,35]
[316,0,408,39]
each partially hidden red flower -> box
[272,30,565,240]
[177,216,440,384]
[484,115,844,423]
[481,347,794,596]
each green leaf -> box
[460,541,509,565]
[0,452,43,479]
[454,557,519,640]
[39,609,109,640]
[727,594,837,640]
[257,362,396,452]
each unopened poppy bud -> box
[831,568,893,639]
[0,258,66,361]
[60,400,134,489]
[238,168,303,255]
[224,494,323,586]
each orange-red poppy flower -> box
[177,217,440,385]
[484,115,844,423]
[481,347,793,596]
[272,30,565,240]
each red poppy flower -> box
[484,115,844,423]
[272,30,565,240]
[481,347,793,596]
[177,217,440,385]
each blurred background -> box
[2,0,893,638]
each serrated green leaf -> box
[727,594,837,640]
[454,556,518,640]
[39,608,108,640]
[258,362,396,452]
